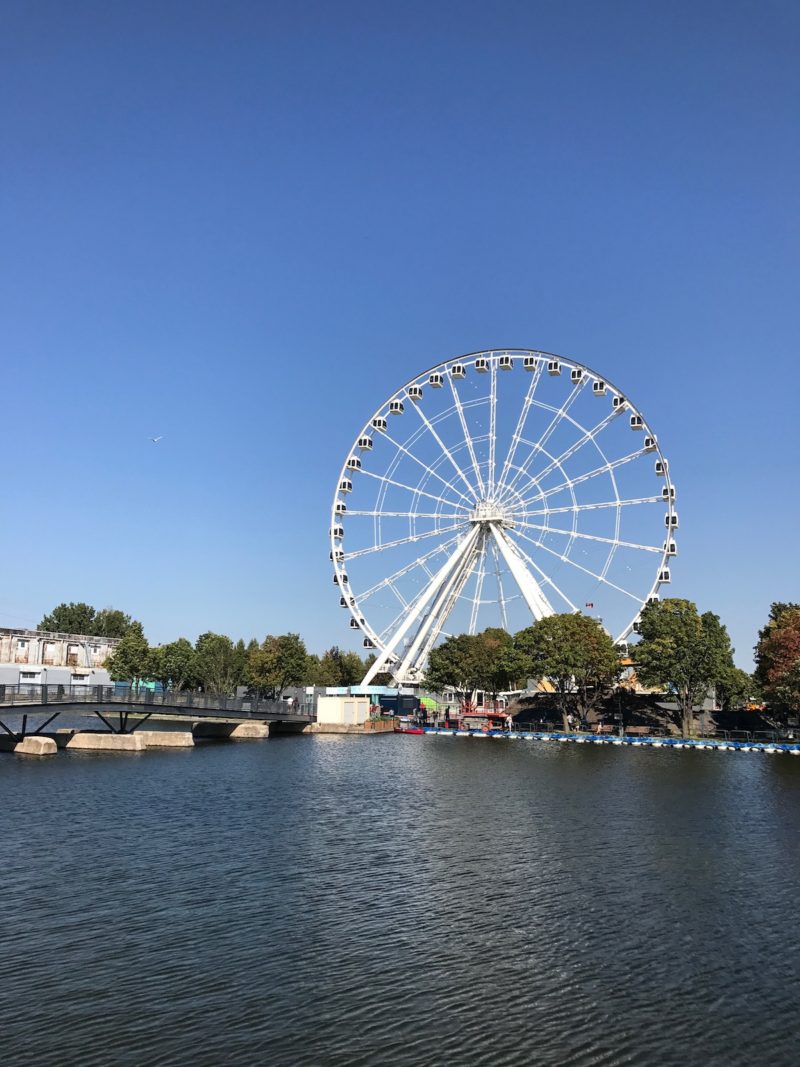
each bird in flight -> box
[149,435,164,444]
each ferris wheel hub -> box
[469,500,512,526]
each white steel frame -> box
[330,349,676,686]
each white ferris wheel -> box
[330,349,677,687]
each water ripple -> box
[0,736,798,1064]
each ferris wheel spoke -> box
[512,447,646,508]
[514,520,661,553]
[502,377,588,498]
[345,509,468,520]
[357,531,468,602]
[505,409,624,503]
[497,359,545,492]
[357,468,471,512]
[488,361,498,495]
[345,524,466,561]
[468,531,488,634]
[448,374,486,496]
[504,535,580,613]
[406,392,480,500]
[511,527,643,603]
[401,535,482,678]
[519,496,662,518]
[362,526,482,684]
[488,536,510,630]
[490,524,554,621]
[380,430,477,507]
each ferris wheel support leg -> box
[394,533,481,683]
[361,526,482,686]
[489,524,555,622]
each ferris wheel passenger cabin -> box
[408,385,423,402]
[429,372,443,387]
[451,363,466,379]
[475,357,489,372]
[498,354,513,370]
[630,414,644,430]
[523,355,537,371]
[547,360,561,375]
[357,436,372,451]
[389,400,404,415]
[593,380,606,395]
[372,417,387,432]
[571,368,583,383]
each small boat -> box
[394,716,424,735]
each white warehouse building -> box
[0,627,120,687]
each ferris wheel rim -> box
[330,348,677,669]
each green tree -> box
[149,638,196,692]
[513,613,621,731]
[337,650,366,686]
[194,632,238,695]
[715,664,755,712]
[38,602,97,635]
[105,622,151,690]
[231,638,250,690]
[755,603,800,717]
[248,633,308,699]
[93,607,135,638]
[425,633,484,704]
[476,627,518,697]
[37,602,138,638]
[635,598,734,737]
[305,646,366,687]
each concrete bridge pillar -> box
[192,721,271,740]
[0,736,57,756]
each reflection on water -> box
[1,735,799,1065]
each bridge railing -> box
[0,684,314,719]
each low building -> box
[0,627,120,687]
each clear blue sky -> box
[2,0,798,667]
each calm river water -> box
[1,734,799,1065]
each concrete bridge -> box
[0,683,314,753]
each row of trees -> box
[426,600,752,738]
[104,625,377,698]
[38,598,799,733]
